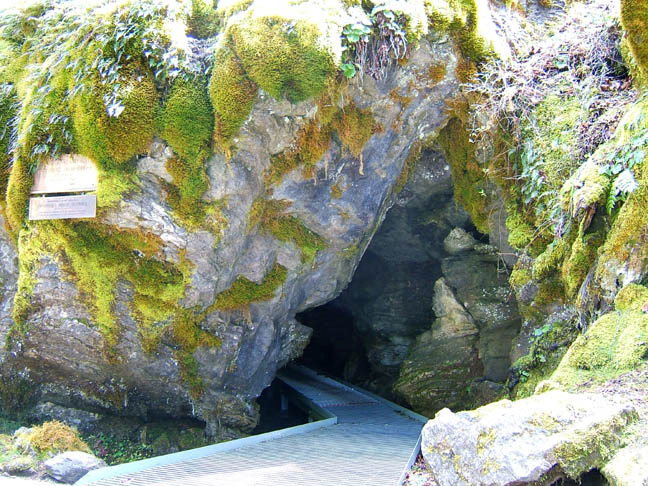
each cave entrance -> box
[296,147,521,415]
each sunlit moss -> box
[73,61,158,168]
[620,0,648,86]
[186,0,220,39]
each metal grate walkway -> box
[77,366,425,486]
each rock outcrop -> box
[0,0,497,437]
[422,390,638,486]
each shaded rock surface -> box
[43,452,106,484]
[422,390,637,486]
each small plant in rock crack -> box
[341,6,409,81]
[601,110,647,213]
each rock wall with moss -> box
[0,0,494,436]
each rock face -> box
[0,26,464,436]
[422,390,638,486]
[44,451,106,484]
[394,278,481,415]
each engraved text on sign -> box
[29,195,97,220]
[31,154,98,194]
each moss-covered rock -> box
[620,0,648,87]
[73,62,158,168]
[551,308,648,388]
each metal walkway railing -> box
[76,366,426,486]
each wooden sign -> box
[29,195,96,221]
[31,154,98,194]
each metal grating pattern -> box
[83,367,423,486]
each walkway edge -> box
[75,415,336,486]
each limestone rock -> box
[603,445,648,486]
[44,451,106,484]
[422,391,638,486]
[394,278,480,415]
[443,228,477,255]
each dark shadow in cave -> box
[295,147,521,414]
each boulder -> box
[44,451,107,484]
[421,390,637,486]
[603,445,648,486]
[443,228,478,255]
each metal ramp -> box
[76,366,426,486]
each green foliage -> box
[248,198,327,262]
[341,4,421,80]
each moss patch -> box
[27,421,90,456]
[186,0,220,39]
[248,198,327,262]
[437,115,489,234]
[332,101,376,158]
[551,309,648,388]
[208,45,258,153]
[614,283,648,312]
[209,262,287,311]
[620,0,648,86]
[73,61,158,168]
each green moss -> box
[330,183,343,199]
[159,78,214,163]
[620,0,648,87]
[7,227,46,346]
[425,0,495,63]
[73,61,158,168]
[561,221,605,298]
[266,116,332,186]
[248,198,327,262]
[0,85,17,205]
[554,409,637,479]
[209,262,287,311]
[505,202,537,250]
[186,0,220,39]
[532,239,567,280]
[559,161,610,217]
[509,267,532,289]
[552,310,648,388]
[614,283,648,312]
[227,10,335,103]
[331,102,375,158]
[510,318,579,399]
[163,156,210,231]
[437,116,489,234]
[208,45,258,153]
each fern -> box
[607,168,639,214]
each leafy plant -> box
[340,6,410,81]
[601,113,648,213]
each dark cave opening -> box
[295,147,521,414]
[253,378,309,435]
